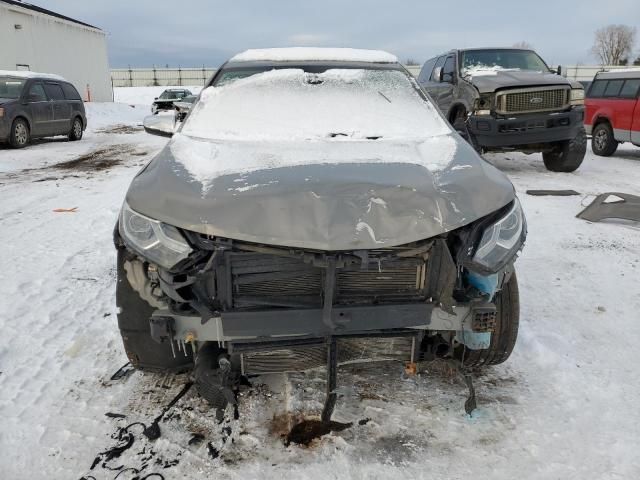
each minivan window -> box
[61,83,82,100]
[430,56,446,81]
[418,58,437,83]
[44,83,65,100]
[588,80,607,98]
[0,77,26,98]
[603,80,624,97]
[620,79,640,98]
[27,83,47,102]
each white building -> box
[0,0,112,101]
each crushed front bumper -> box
[468,107,585,148]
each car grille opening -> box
[228,249,428,310]
[497,86,569,114]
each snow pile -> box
[182,68,449,141]
[230,47,398,63]
[84,102,148,131]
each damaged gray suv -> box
[114,48,526,419]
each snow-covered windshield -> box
[461,49,550,76]
[181,68,450,141]
[0,77,26,99]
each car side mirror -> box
[442,72,454,84]
[433,67,443,83]
[556,65,563,76]
[143,114,175,137]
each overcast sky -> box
[39,0,640,68]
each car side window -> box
[442,56,456,82]
[620,79,640,99]
[61,83,82,100]
[44,83,65,101]
[587,80,607,98]
[27,83,47,102]
[603,80,624,97]
[430,56,446,81]
[418,58,437,83]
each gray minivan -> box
[0,71,86,148]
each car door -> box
[421,56,446,100]
[24,81,54,136]
[626,80,640,145]
[44,82,71,135]
[436,55,457,116]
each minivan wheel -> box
[542,127,587,172]
[9,118,30,148]
[116,248,193,372]
[69,117,83,141]
[591,122,618,157]
[455,272,520,367]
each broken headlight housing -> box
[119,201,192,269]
[471,198,526,273]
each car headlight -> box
[570,88,584,106]
[119,202,192,269]
[472,198,526,272]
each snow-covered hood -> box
[465,70,570,93]
[125,133,515,251]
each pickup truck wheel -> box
[116,248,193,372]
[452,111,481,153]
[591,122,618,157]
[68,117,83,141]
[456,272,520,367]
[9,118,30,148]
[542,127,587,172]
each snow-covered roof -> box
[0,70,65,81]
[229,47,398,64]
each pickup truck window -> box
[461,49,549,73]
[620,79,640,99]
[430,56,446,81]
[603,80,624,97]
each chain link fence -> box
[111,65,635,88]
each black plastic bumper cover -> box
[468,107,584,148]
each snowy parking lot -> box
[1,97,639,479]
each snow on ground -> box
[1,97,640,479]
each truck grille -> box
[229,251,428,309]
[496,86,569,114]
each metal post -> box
[321,336,338,423]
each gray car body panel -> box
[125,132,515,251]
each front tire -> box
[456,272,520,367]
[542,127,587,172]
[116,248,193,372]
[69,117,83,141]
[9,118,30,148]
[591,122,618,157]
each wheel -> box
[542,127,587,172]
[456,272,520,367]
[116,248,193,372]
[9,118,30,148]
[194,343,235,413]
[69,117,83,141]
[452,110,481,153]
[591,122,618,157]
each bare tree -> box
[405,58,420,66]
[591,24,636,65]
[512,41,534,50]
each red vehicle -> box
[585,69,640,156]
